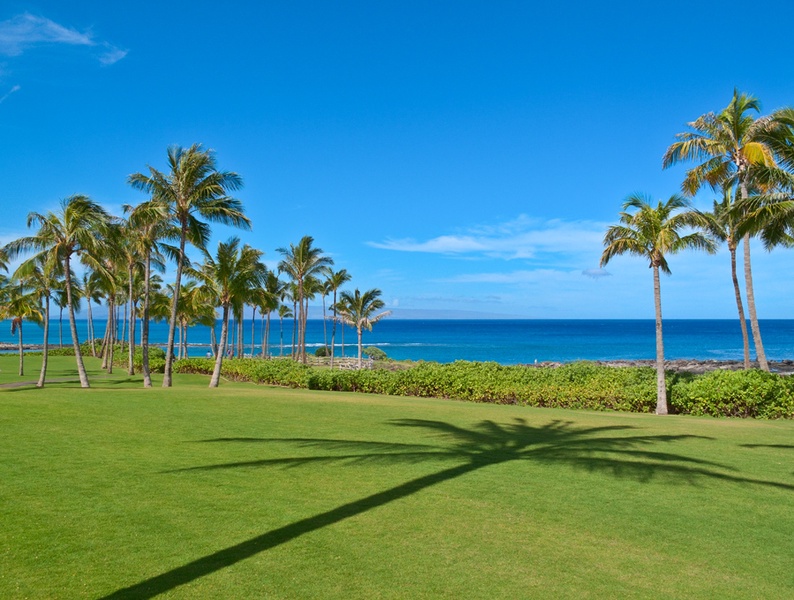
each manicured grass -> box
[1,355,793,598]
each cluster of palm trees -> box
[1,144,390,389]
[602,90,794,414]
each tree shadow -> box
[101,418,793,599]
[741,443,794,450]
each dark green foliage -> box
[363,346,388,361]
[314,346,331,357]
[670,369,794,418]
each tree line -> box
[602,90,794,414]
[0,144,390,389]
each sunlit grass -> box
[1,355,792,598]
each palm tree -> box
[2,281,43,376]
[14,257,58,387]
[701,187,752,369]
[123,200,173,387]
[277,236,333,363]
[326,268,351,368]
[3,195,110,387]
[663,90,777,371]
[257,271,283,358]
[337,288,392,369]
[601,193,716,415]
[128,144,249,387]
[190,237,266,387]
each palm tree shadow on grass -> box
[101,418,793,599]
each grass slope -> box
[1,355,793,598]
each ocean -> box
[2,318,794,364]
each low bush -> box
[670,369,794,418]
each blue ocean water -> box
[2,318,794,364]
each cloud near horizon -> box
[368,215,607,260]
[0,13,127,65]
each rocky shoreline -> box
[532,359,794,375]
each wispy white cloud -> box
[98,43,127,66]
[368,215,607,260]
[0,83,20,103]
[0,13,126,65]
[582,268,611,278]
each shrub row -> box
[173,358,794,418]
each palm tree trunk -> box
[64,255,90,388]
[357,326,363,369]
[291,301,297,359]
[729,244,751,369]
[209,305,230,388]
[59,308,63,349]
[87,298,96,357]
[238,311,244,358]
[37,295,50,388]
[141,251,152,387]
[251,306,257,358]
[322,295,328,350]
[341,321,345,357]
[162,228,187,387]
[120,302,127,351]
[653,265,667,415]
[17,321,24,377]
[210,324,217,357]
[280,315,285,357]
[743,234,768,371]
[330,291,337,368]
[128,264,136,375]
[264,313,270,359]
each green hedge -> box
[670,369,794,419]
[171,358,794,419]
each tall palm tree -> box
[258,271,283,358]
[14,257,58,387]
[277,236,333,363]
[3,195,110,387]
[663,90,777,371]
[326,268,351,368]
[190,237,266,387]
[128,144,249,387]
[123,200,173,387]
[337,288,392,369]
[701,186,752,369]
[601,193,716,415]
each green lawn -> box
[1,355,793,599]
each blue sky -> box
[2,1,794,319]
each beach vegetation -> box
[189,237,267,388]
[601,194,716,414]
[664,90,779,371]
[336,288,392,369]
[128,144,249,388]
[277,235,334,364]
[363,346,388,361]
[2,194,112,387]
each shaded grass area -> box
[1,355,793,598]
